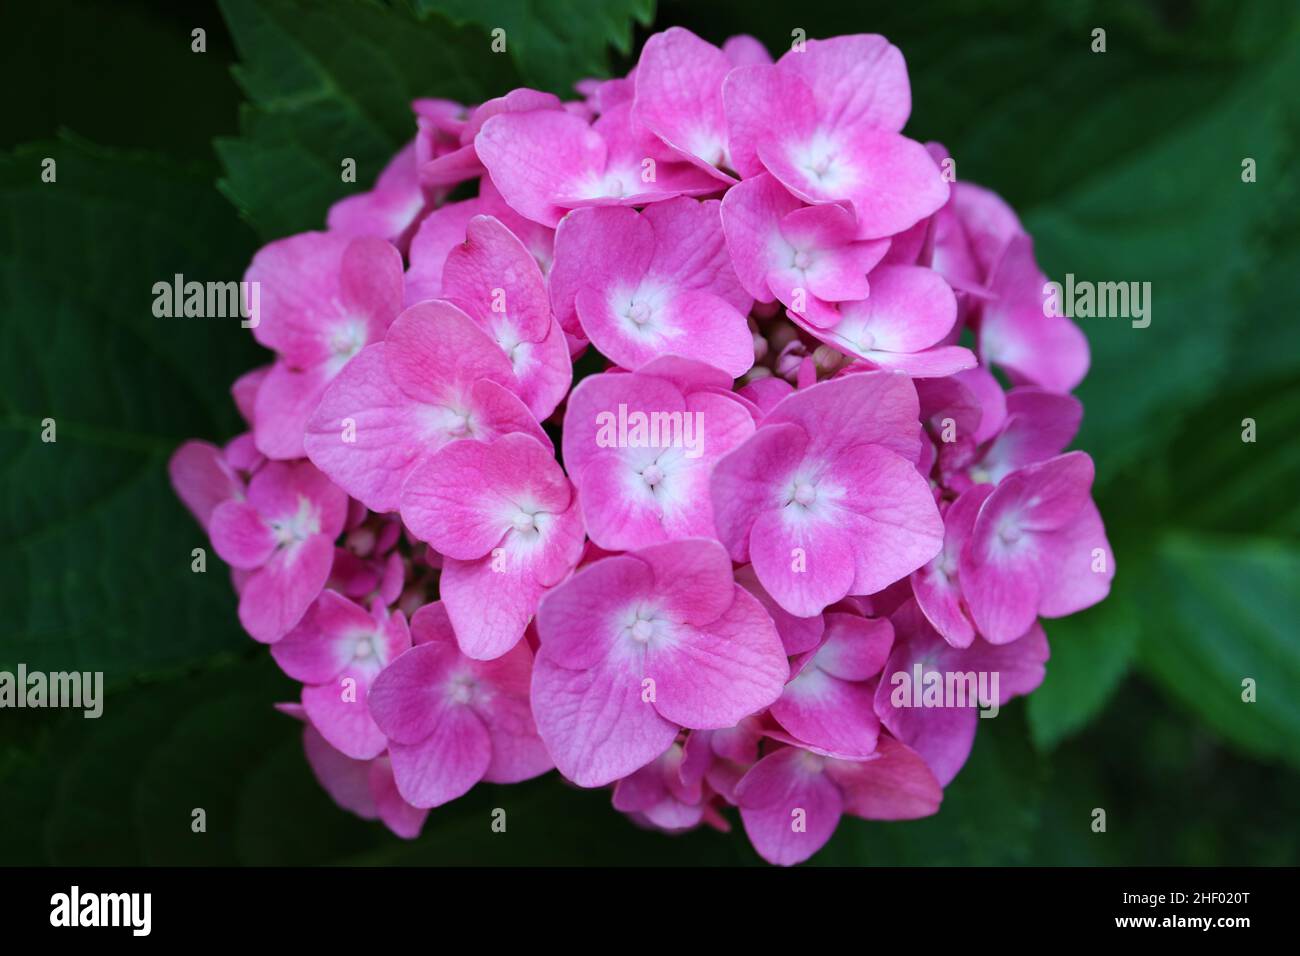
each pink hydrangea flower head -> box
[532,538,789,787]
[171,24,1119,862]
[367,601,552,808]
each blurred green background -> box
[1,0,1297,865]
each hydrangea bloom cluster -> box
[171,28,1112,864]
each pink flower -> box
[271,591,411,759]
[735,735,942,865]
[632,27,738,181]
[873,599,1049,784]
[245,234,403,459]
[724,35,948,239]
[711,371,943,616]
[770,612,894,758]
[168,439,243,532]
[438,214,571,418]
[171,25,1119,863]
[400,433,585,660]
[208,460,348,642]
[550,197,755,375]
[303,300,550,513]
[977,235,1089,393]
[938,386,1083,492]
[421,88,562,189]
[561,357,755,549]
[910,485,989,648]
[531,538,788,786]
[793,266,975,376]
[960,452,1114,643]
[721,172,889,321]
[367,602,552,808]
[475,102,720,228]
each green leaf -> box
[415,0,655,94]
[215,0,521,240]
[1138,534,1300,769]
[0,136,263,680]
[0,0,243,168]
[1028,591,1139,751]
[1023,37,1300,480]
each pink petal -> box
[826,735,943,820]
[816,612,893,680]
[252,359,333,461]
[530,647,678,787]
[736,746,844,866]
[209,499,275,569]
[764,370,922,463]
[369,757,429,838]
[302,725,378,820]
[912,485,991,648]
[302,664,387,760]
[633,27,734,176]
[1037,499,1114,618]
[758,127,948,240]
[400,433,571,561]
[168,440,240,531]
[405,198,483,305]
[771,668,880,758]
[647,584,789,728]
[723,64,817,180]
[776,34,910,132]
[735,563,825,655]
[476,110,607,227]
[387,703,492,808]
[719,173,803,302]
[748,504,857,617]
[237,534,335,643]
[823,442,945,596]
